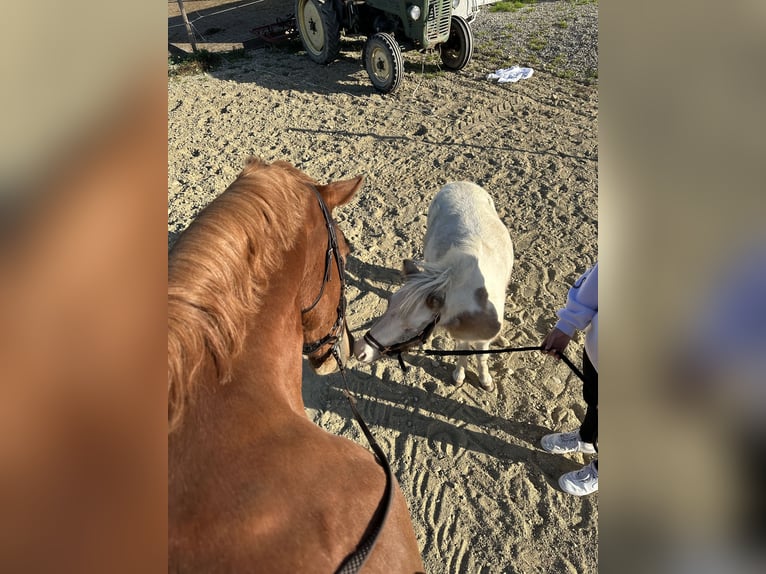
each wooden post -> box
[176,0,198,52]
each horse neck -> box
[229,234,313,416]
[234,283,307,416]
[169,239,315,534]
[174,243,309,453]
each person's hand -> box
[541,327,571,359]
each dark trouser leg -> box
[578,349,598,454]
[739,432,766,547]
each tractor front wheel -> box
[440,15,473,71]
[363,33,404,94]
[296,0,341,64]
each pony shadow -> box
[302,363,577,486]
[403,345,541,396]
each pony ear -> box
[425,291,444,310]
[318,176,364,209]
[401,259,423,277]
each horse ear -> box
[426,291,444,310]
[318,176,364,209]
[401,259,423,277]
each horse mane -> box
[398,261,452,316]
[168,157,315,432]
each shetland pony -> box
[355,181,514,391]
[168,158,423,573]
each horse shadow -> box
[307,249,579,484]
[302,359,580,488]
[344,254,403,327]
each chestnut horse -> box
[168,158,424,573]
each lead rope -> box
[332,349,394,574]
[409,345,586,383]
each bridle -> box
[301,185,353,365]
[362,313,441,371]
[299,185,396,574]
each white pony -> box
[354,181,514,391]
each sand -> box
[169,2,598,572]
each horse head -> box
[299,174,363,375]
[355,258,446,363]
[168,158,362,431]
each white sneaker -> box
[558,460,598,496]
[540,430,596,454]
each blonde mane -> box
[168,158,315,432]
[398,262,452,316]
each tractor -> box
[295,0,476,93]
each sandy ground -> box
[169,2,598,572]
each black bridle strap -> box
[362,314,441,372]
[418,344,586,383]
[301,243,334,314]
[301,185,348,357]
[363,332,412,373]
[304,319,354,364]
[301,185,342,315]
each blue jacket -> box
[555,263,598,371]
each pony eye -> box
[426,292,444,309]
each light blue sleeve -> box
[554,263,598,337]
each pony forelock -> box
[398,262,451,316]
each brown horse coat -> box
[168,159,424,573]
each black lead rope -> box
[332,351,394,574]
[411,344,587,383]
[299,185,391,574]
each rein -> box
[332,349,395,574]
[418,345,586,383]
[300,185,392,574]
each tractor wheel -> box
[296,0,341,64]
[440,15,473,71]
[363,33,404,94]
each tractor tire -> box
[440,15,473,71]
[296,0,341,64]
[363,33,404,94]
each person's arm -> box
[542,263,598,358]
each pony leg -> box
[475,340,495,392]
[451,340,469,386]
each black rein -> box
[300,185,393,574]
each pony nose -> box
[353,338,376,363]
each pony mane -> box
[398,262,452,316]
[168,158,315,432]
